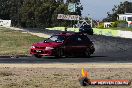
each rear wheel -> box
[84,48,91,57]
[34,54,42,58]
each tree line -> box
[103,1,132,22]
[0,0,82,28]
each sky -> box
[80,0,132,20]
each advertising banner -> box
[57,14,80,21]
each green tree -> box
[0,0,11,19]
[0,0,83,28]
[103,1,132,22]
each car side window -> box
[77,37,82,41]
[66,36,76,46]
[66,35,83,46]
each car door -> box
[73,35,87,54]
[79,35,92,53]
[64,35,84,55]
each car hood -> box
[32,42,63,48]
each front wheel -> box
[55,48,64,58]
[34,54,42,58]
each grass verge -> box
[0,27,44,56]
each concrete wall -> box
[46,27,132,39]
[93,28,132,39]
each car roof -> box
[55,32,85,37]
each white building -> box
[0,20,11,27]
[117,13,132,27]
[104,22,113,28]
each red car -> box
[30,33,95,58]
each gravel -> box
[0,68,131,88]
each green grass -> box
[0,27,44,56]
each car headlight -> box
[31,46,35,49]
[45,47,54,50]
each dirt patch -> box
[0,68,131,88]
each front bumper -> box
[30,49,55,56]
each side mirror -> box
[44,40,47,43]
[44,38,49,43]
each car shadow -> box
[43,55,107,59]
[0,55,132,63]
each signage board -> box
[68,3,76,12]
[57,14,80,20]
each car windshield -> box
[44,35,65,43]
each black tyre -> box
[34,54,42,58]
[84,48,91,57]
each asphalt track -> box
[0,34,132,63]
